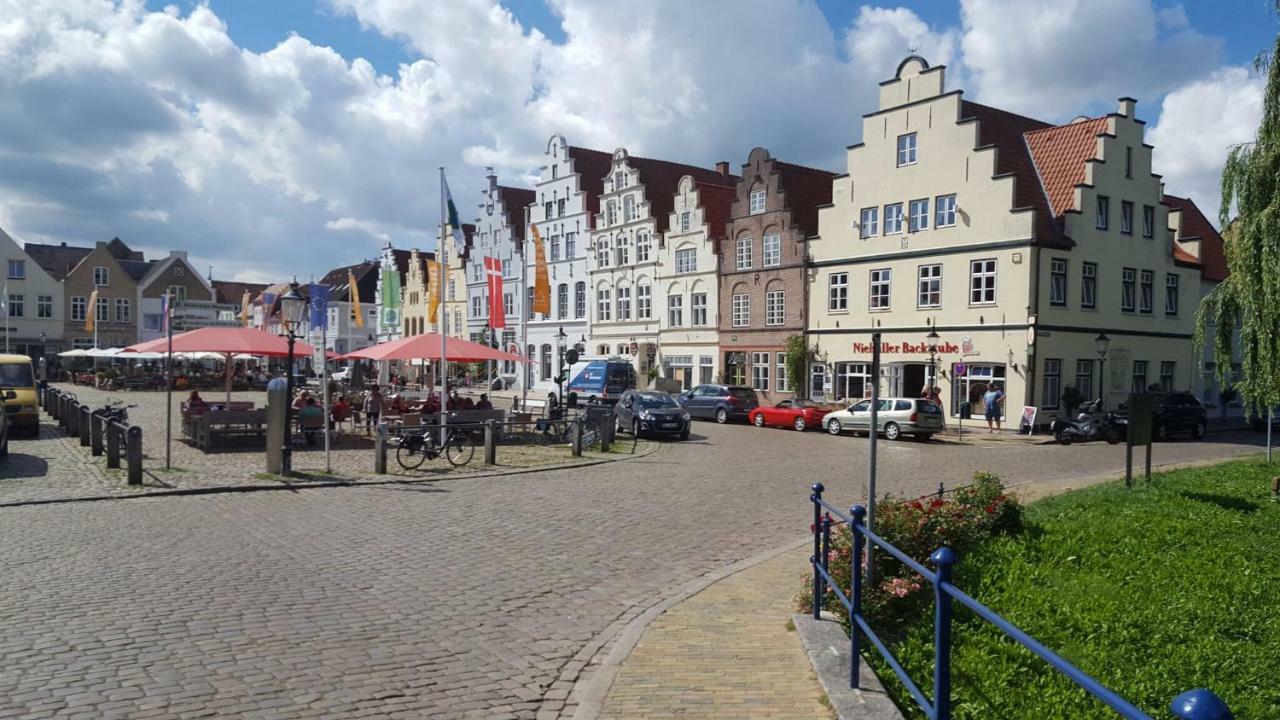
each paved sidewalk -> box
[596,546,832,719]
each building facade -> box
[400,248,437,338]
[721,148,834,401]
[524,135,611,399]
[588,149,735,389]
[137,251,218,342]
[40,239,151,349]
[437,224,474,341]
[0,227,64,356]
[310,261,380,360]
[465,172,533,386]
[655,176,735,389]
[808,56,1221,426]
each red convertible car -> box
[748,399,830,431]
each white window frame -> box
[776,352,791,393]
[636,232,650,263]
[1075,360,1094,402]
[597,288,611,321]
[1139,269,1154,314]
[675,248,697,274]
[751,351,770,391]
[765,289,784,326]
[1049,258,1067,307]
[1120,200,1134,235]
[575,282,586,319]
[1043,359,1061,409]
[1165,273,1179,315]
[93,266,109,287]
[970,259,996,305]
[668,294,683,327]
[735,236,752,270]
[869,268,891,310]
[897,132,917,167]
[1096,196,1110,230]
[617,285,631,320]
[7,259,23,279]
[36,294,52,319]
[637,284,651,319]
[1121,267,1136,312]
[691,292,708,326]
[1142,205,1155,238]
[749,189,767,214]
[908,198,929,232]
[1132,360,1148,393]
[935,194,957,228]
[680,211,691,232]
[860,207,878,238]
[917,264,941,308]
[114,297,130,323]
[731,293,749,327]
[6,293,21,318]
[762,234,781,268]
[1081,262,1097,309]
[883,203,904,235]
[828,272,848,312]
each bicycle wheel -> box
[445,432,476,466]
[396,436,428,470]
[582,420,601,449]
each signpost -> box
[1125,393,1155,487]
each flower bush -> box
[798,471,1023,628]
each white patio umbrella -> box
[57,349,93,358]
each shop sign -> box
[850,340,960,354]
[961,336,978,356]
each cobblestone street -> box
[0,403,1269,718]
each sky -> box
[0,1,1272,283]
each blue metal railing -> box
[808,483,1233,720]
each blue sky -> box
[153,0,1278,77]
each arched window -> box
[557,283,569,319]
[541,344,553,381]
[574,282,587,319]
[527,343,536,384]
[623,195,635,222]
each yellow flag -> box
[239,290,251,326]
[349,269,364,328]
[427,261,442,324]
[531,223,551,315]
[85,289,98,333]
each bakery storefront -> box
[810,331,1027,422]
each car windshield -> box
[637,394,679,409]
[0,363,33,387]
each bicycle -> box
[395,423,477,470]
[96,400,136,444]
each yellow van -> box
[0,354,38,437]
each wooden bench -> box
[189,409,269,451]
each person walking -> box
[364,386,383,434]
[982,385,1005,433]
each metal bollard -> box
[1171,689,1233,720]
[931,547,958,720]
[484,419,497,465]
[67,402,80,436]
[78,405,92,447]
[126,426,143,485]
[571,416,583,457]
[91,412,104,456]
[374,423,387,474]
[106,422,121,469]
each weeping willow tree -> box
[1195,29,1280,458]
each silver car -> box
[823,397,944,440]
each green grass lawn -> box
[879,459,1280,719]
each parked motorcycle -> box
[1051,399,1122,445]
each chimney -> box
[715,161,730,176]
[486,166,497,191]
[1118,97,1137,118]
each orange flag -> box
[531,223,551,315]
[427,260,442,323]
[349,269,364,328]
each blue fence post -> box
[1171,689,1233,720]
[932,547,958,720]
[811,482,825,619]
[850,504,866,690]
[821,513,832,587]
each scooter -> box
[1051,399,1122,445]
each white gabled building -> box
[587,149,735,389]
[465,170,534,388]
[655,176,735,389]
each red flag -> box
[485,257,505,330]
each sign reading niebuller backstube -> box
[851,341,961,354]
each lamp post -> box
[1095,331,1111,408]
[555,326,567,408]
[926,327,940,399]
[279,281,306,476]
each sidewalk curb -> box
[567,536,810,720]
[0,438,661,509]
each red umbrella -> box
[126,327,318,357]
[338,332,528,363]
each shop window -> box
[951,363,1006,417]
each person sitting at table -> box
[331,395,351,427]
[461,395,475,410]
[297,397,325,445]
[293,389,311,411]
[186,390,208,416]
[475,394,493,410]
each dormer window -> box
[749,189,766,215]
[614,171,625,190]
[897,133,917,167]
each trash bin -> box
[959,401,972,420]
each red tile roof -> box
[693,181,736,252]
[1164,194,1228,281]
[1024,116,1110,218]
[567,146,614,223]
[624,154,739,233]
[959,101,1069,249]
[772,160,837,237]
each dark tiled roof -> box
[958,100,1068,249]
[771,160,837,238]
[497,186,535,243]
[118,259,155,283]
[105,237,144,261]
[391,248,412,277]
[625,155,739,234]
[567,146,613,222]
[693,182,736,253]
[1024,116,1110,217]
[25,242,91,281]
[211,280,268,306]
[319,261,379,303]
[1164,194,1228,281]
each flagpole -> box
[322,299,331,475]
[439,167,449,446]
[3,282,9,353]
[519,237,528,410]
[164,291,173,470]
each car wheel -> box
[884,422,901,440]
[1154,422,1169,442]
[793,416,806,432]
[753,414,765,427]
[715,407,728,424]
[1192,420,1206,440]
[679,428,690,441]
[827,418,843,435]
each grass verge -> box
[877,459,1280,718]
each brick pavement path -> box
[0,415,1267,718]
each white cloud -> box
[1148,66,1264,225]
[845,6,961,86]
[325,216,390,241]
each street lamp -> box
[1095,331,1111,407]
[279,281,307,476]
[925,327,940,398]
[554,326,567,408]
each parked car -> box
[677,384,760,423]
[823,397,944,441]
[1111,391,1207,441]
[0,389,15,457]
[0,354,38,437]
[614,390,691,439]
[747,399,830,431]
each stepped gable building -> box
[465,171,534,387]
[719,148,835,400]
[807,55,1225,427]
[400,248,438,339]
[588,149,737,389]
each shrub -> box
[798,471,1023,628]
[1061,384,1085,412]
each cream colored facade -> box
[656,176,729,389]
[438,224,472,339]
[809,57,1208,426]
